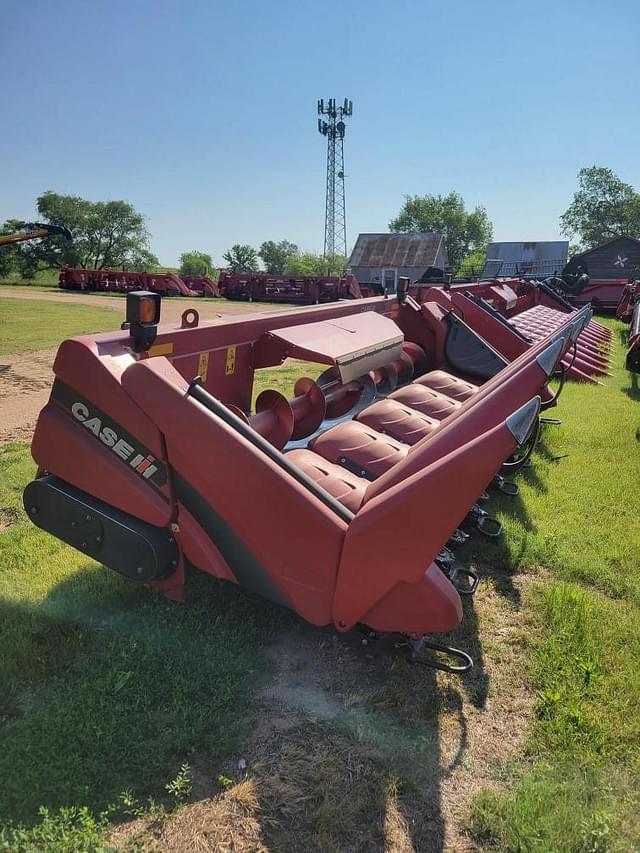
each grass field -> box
[0,298,119,355]
[0,316,639,850]
[463,322,640,851]
[0,269,60,288]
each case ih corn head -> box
[58,266,221,298]
[410,277,612,384]
[217,270,363,304]
[24,283,602,672]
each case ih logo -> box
[52,380,167,488]
[71,401,161,480]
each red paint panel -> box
[122,357,348,627]
[31,406,172,527]
[334,421,519,632]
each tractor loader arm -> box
[0,223,72,246]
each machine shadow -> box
[622,371,640,401]
[246,638,452,853]
[1,490,532,849]
[0,564,292,827]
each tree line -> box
[3,167,640,281]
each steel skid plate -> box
[23,475,179,582]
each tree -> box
[560,166,640,250]
[6,192,158,278]
[258,240,299,274]
[389,191,492,273]
[0,220,24,277]
[456,247,486,278]
[179,250,214,277]
[222,244,258,272]
[284,252,346,276]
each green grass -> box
[0,298,119,355]
[0,268,60,288]
[252,359,326,407]
[466,319,640,851]
[0,443,289,845]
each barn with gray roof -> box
[348,232,446,292]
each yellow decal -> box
[198,351,209,382]
[148,341,174,357]
[225,346,236,375]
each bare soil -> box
[0,347,59,445]
[110,572,539,853]
[0,289,281,445]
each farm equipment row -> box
[58,266,363,305]
[24,274,611,672]
[58,266,220,298]
[217,271,363,303]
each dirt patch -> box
[0,506,20,530]
[110,572,539,852]
[0,348,58,444]
[0,289,304,445]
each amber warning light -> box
[123,291,161,352]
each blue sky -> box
[2,0,639,266]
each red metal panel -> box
[334,421,519,633]
[267,312,404,382]
[121,357,348,626]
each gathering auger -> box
[24,284,595,671]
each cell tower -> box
[317,97,353,262]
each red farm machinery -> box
[217,270,363,304]
[24,281,609,671]
[552,274,635,312]
[58,266,221,298]
[58,267,363,305]
[408,277,612,385]
[616,280,640,372]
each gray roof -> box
[482,241,569,278]
[484,241,569,263]
[349,232,444,269]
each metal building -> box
[563,236,640,280]
[348,232,446,292]
[481,241,569,279]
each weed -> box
[164,764,193,802]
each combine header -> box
[24,283,596,671]
[217,271,362,304]
[59,267,220,298]
[410,277,613,384]
[552,274,635,312]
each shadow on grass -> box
[0,468,543,849]
[0,564,291,828]
[622,370,640,401]
[1,566,459,851]
[617,325,630,346]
